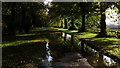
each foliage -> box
[86,13,100,32]
[2,2,46,35]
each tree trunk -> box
[60,21,63,28]
[71,35,74,46]
[21,4,26,33]
[96,3,107,37]
[64,19,67,29]
[31,14,36,27]
[64,33,67,41]
[71,18,74,29]
[10,3,16,36]
[78,9,86,32]
[69,18,77,30]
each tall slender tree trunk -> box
[10,3,16,36]
[71,18,74,29]
[64,19,67,29]
[96,3,107,37]
[69,18,77,30]
[31,14,36,27]
[60,20,63,28]
[21,4,26,33]
[78,8,86,32]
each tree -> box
[49,2,79,29]
[2,2,45,35]
[76,2,100,32]
[96,2,115,37]
[2,3,19,36]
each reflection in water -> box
[46,42,53,62]
[41,42,53,68]
[78,41,120,68]
[103,55,116,66]
[62,33,71,38]
[2,32,120,68]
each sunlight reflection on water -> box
[62,33,71,37]
[46,42,53,62]
[103,55,116,66]
[42,42,53,68]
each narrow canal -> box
[2,32,120,68]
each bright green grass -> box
[51,27,120,59]
[2,27,50,47]
[85,38,120,59]
[1,39,48,47]
[50,27,78,33]
[51,27,68,31]
[75,32,97,38]
[32,27,48,32]
[51,27,97,38]
[16,33,36,37]
[2,31,49,48]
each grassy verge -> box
[50,27,120,60]
[83,38,120,59]
[2,27,120,60]
[2,27,49,47]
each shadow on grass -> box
[2,42,47,67]
[3,33,42,43]
[83,38,120,61]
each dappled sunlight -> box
[65,30,78,33]
[32,27,48,32]
[106,48,120,58]
[16,33,36,37]
[52,27,68,31]
[75,32,97,38]
[1,39,48,47]
[84,37,120,59]
[2,2,120,67]
[50,27,78,33]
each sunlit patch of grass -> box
[52,27,97,38]
[90,38,120,43]
[106,47,120,58]
[52,28,68,31]
[64,30,78,33]
[51,27,120,59]
[1,39,49,47]
[51,27,78,33]
[32,27,48,32]
[84,37,120,59]
[16,33,36,37]
[75,32,97,38]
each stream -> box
[2,32,120,68]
